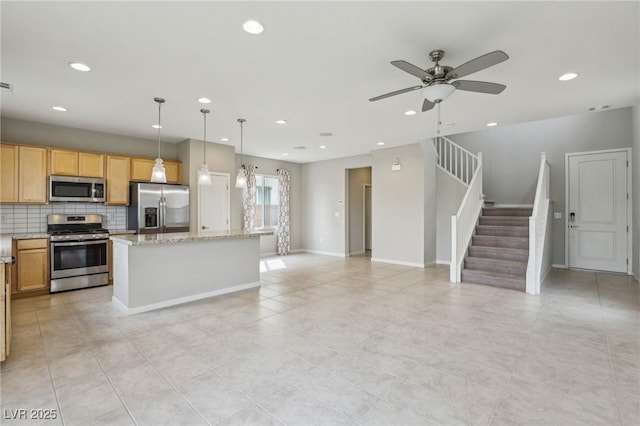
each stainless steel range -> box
[48,214,109,293]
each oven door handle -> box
[51,239,108,247]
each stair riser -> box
[464,259,526,275]
[468,247,528,262]
[476,227,529,237]
[483,208,532,217]
[479,217,529,227]
[461,271,525,291]
[472,236,529,249]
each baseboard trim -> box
[435,260,451,266]
[552,264,568,269]
[302,249,346,258]
[349,250,365,256]
[492,204,534,208]
[371,257,424,268]
[112,281,261,316]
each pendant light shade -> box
[235,118,247,189]
[198,108,212,186]
[151,97,167,183]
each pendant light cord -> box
[238,118,246,168]
[201,109,210,164]
[154,97,165,159]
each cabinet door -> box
[18,146,48,203]
[17,248,48,292]
[106,155,130,205]
[78,152,105,178]
[165,161,182,184]
[50,149,79,176]
[130,158,154,182]
[1,265,5,362]
[0,144,19,203]
[5,271,10,358]
[108,240,113,282]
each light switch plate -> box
[554,212,562,219]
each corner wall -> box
[633,104,640,278]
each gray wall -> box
[449,107,634,266]
[233,154,303,254]
[436,169,467,264]
[371,144,425,266]
[1,117,179,160]
[633,104,640,278]
[301,154,372,256]
[347,167,372,255]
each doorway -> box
[198,173,230,231]
[347,167,372,256]
[566,149,631,273]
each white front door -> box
[568,150,629,272]
[198,173,230,231]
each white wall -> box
[422,141,438,265]
[1,117,180,160]
[301,154,372,256]
[436,169,467,264]
[347,167,371,255]
[449,107,634,266]
[371,144,425,266]
[633,104,640,278]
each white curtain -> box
[243,166,257,231]
[277,169,291,255]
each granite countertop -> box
[0,233,50,264]
[108,230,136,236]
[110,229,273,246]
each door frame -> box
[363,183,371,252]
[564,148,632,274]
[197,172,230,232]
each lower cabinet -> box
[1,264,11,362]
[13,239,49,297]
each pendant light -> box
[198,108,212,185]
[235,118,247,188]
[151,97,167,183]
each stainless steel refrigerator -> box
[128,183,190,234]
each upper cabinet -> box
[130,157,182,184]
[105,155,130,205]
[50,149,104,178]
[18,146,48,204]
[0,144,19,203]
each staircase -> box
[461,206,532,291]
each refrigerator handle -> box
[162,196,167,231]
[158,197,164,232]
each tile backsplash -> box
[0,203,127,234]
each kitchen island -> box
[110,229,272,315]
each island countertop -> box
[110,229,273,246]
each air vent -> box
[0,82,13,92]
[319,132,333,137]
[293,146,306,150]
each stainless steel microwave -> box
[49,176,106,203]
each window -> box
[255,175,278,229]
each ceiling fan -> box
[369,50,509,112]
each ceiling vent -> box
[319,132,333,137]
[293,146,307,150]
[1,82,13,92]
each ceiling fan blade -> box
[369,85,423,102]
[391,60,431,80]
[452,80,506,94]
[445,50,509,80]
[422,99,435,112]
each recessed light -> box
[151,124,162,129]
[319,132,333,137]
[69,62,91,72]
[558,72,578,81]
[282,153,288,156]
[197,97,211,104]
[52,106,67,112]
[377,141,385,146]
[243,20,264,35]
[221,137,229,142]
[486,122,498,127]
[319,145,327,149]
[404,110,417,116]
[275,119,287,124]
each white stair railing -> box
[450,152,483,282]
[433,136,478,186]
[526,152,551,295]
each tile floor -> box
[1,253,638,425]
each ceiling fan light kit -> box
[422,83,456,103]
